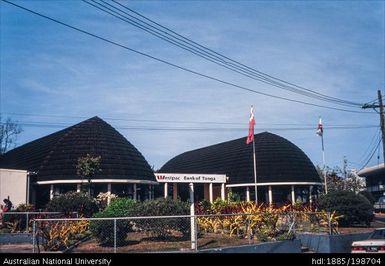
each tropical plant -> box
[37,220,90,251]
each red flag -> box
[316,117,323,137]
[246,106,255,144]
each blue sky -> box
[1,0,384,171]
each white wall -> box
[0,169,28,208]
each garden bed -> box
[72,232,260,253]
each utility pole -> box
[362,90,385,165]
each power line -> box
[1,120,378,132]
[2,0,375,115]
[3,112,379,127]
[83,0,364,108]
[359,137,381,171]
[109,0,363,107]
[356,128,381,166]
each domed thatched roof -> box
[160,132,321,184]
[0,117,156,183]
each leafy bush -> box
[130,198,190,239]
[1,204,35,232]
[37,220,90,251]
[89,198,137,246]
[359,191,375,205]
[317,191,374,227]
[106,198,137,216]
[46,192,98,217]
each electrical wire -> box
[359,137,381,171]
[1,120,378,132]
[82,0,364,108]
[356,129,381,166]
[110,0,364,107]
[1,0,375,114]
[3,112,379,127]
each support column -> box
[148,185,151,200]
[164,183,168,198]
[221,183,225,200]
[246,187,250,202]
[50,184,54,200]
[107,183,112,205]
[268,186,273,205]
[309,185,313,204]
[209,183,213,203]
[291,185,295,205]
[173,183,178,200]
[133,184,137,201]
[26,174,30,204]
[77,184,81,193]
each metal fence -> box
[30,211,334,253]
[0,212,79,233]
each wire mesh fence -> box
[29,211,335,253]
[32,215,193,253]
[0,212,78,234]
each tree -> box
[317,165,365,193]
[76,154,102,196]
[0,116,22,154]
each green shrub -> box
[317,191,374,227]
[131,198,190,239]
[276,231,295,241]
[107,198,137,216]
[359,191,375,205]
[46,192,98,217]
[89,198,137,246]
[89,211,130,246]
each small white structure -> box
[0,169,29,208]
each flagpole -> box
[321,134,327,194]
[253,136,258,204]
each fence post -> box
[194,215,198,252]
[114,219,117,253]
[32,220,36,253]
[26,213,29,233]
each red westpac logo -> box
[156,175,165,180]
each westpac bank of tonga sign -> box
[155,173,227,183]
